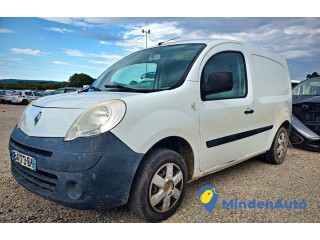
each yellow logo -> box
[198,185,219,212]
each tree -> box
[306,72,320,79]
[68,73,95,87]
[60,81,69,88]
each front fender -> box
[111,81,200,154]
[112,109,199,154]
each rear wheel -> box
[129,149,188,222]
[265,127,288,164]
[22,99,28,105]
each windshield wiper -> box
[104,84,138,92]
[89,86,101,91]
[104,84,170,93]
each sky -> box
[0,17,319,81]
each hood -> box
[33,91,142,109]
[19,91,142,138]
[292,95,320,105]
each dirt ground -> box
[0,104,319,222]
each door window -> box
[201,52,247,100]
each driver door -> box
[199,43,256,172]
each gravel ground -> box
[0,104,319,223]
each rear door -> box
[199,43,256,171]
[25,92,35,102]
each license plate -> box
[11,150,36,171]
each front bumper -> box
[290,115,320,152]
[9,128,144,209]
[290,128,320,151]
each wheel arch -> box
[129,136,195,199]
[266,120,291,151]
[148,136,195,181]
[280,120,291,134]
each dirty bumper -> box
[9,127,144,209]
[290,115,320,151]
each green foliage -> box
[0,72,94,90]
[60,81,69,88]
[68,73,95,87]
[306,72,320,79]
[0,81,68,90]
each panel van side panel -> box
[251,54,291,150]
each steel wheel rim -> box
[276,132,287,159]
[149,163,183,213]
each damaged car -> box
[290,77,320,151]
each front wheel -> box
[264,127,288,164]
[129,149,188,222]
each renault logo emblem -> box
[34,112,42,126]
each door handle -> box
[244,108,254,114]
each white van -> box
[9,40,291,222]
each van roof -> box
[161,39,241,45]
[160,39,286,67]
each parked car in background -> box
[43,90,54,96]
[0,90,8,103]
[3,90,17,103]
[11,90,43,105]
[291,80,301,89]
[50,87,79,95]
[290,77,320,151]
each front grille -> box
[12,161,57,193]
[289,131,304,145]
[293,103,320,135]
[10,138,53,157]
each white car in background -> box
[11,90,43,105]
[0,90,9,103]
[3,90,17,103]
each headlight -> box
[64,100,126,141]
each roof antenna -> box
[158,36,180,46]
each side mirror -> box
[202,71,233,95]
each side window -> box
[52,89,64,95]
[25,92,32,96]
[201,52,247,100]
[65,89,76,93]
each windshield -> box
[292,78,320,96]
[92,44,206,92]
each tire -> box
[264,127,288,164]
[129,148,188,222]
[22,99,28,105]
